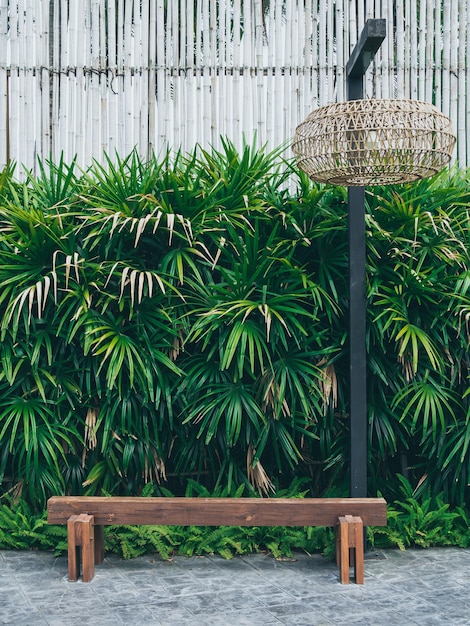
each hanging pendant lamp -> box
[292,98,456,186]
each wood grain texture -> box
[48,496,387,527]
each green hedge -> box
[0,144,469,509]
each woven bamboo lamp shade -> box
[292,99,456,186]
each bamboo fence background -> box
[1,0,469,178]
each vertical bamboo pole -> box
[147,0,156,155]
[326,0,335,103]
[232,0,241,142]
[466,0,470,165]
[58,0,69,162]
[254,0,264,145]
[36,2,52,162]
[442,0,451,118]
[122,0,133,156]
[132,0,141,152]
[425,0,435,104]
[271,0,282,144]
[155,0,166,149]
[318,0,327,105]
[240,0,251,146]
[50,0,60,163]
[18,0,27,168]
[10,0,20,169]
[84,0,91,162]
[388,0,396,98]
[165,1,174,148]
[82,0,92,165]
[0,0,8,168]
[108,0,119,156]
[38,0,47,165]
[288,0,294,148]
[302,0,313,118]
[356,0,364,36]
[408,0,418,100]
[69,0,79,162]
[363,0,374,98]
[283,0,293,145]
[403,0,410,97]
[24,0,36,167]
[173,0,183,149]
[192,0,200,146]
[457,0,466,164]
[140,0,150,158]
[67,0,76,161]
[77,0,88,165]
[262,0,271,147]
[176,0,182,148]
[99,0,108,157]
[164,0,174,148]
[348,0,357,50]
[24,0,40,171]
[19,0,27,168]
[89,0,100,161]
[68,0,77,163]
[395,0,405,98]
[336,2,345,102]
[133,0,140,152]
[433,0,442,111]
[218,0,228,145]
[209,0,217,147]
[116,0,124,152]
[185,0,196,149]
[311,0,319,110]
[286,0,297,146]
[449,0,458,154]
[380,0,394,98]
[69,0,78,161]
[417,0,426,101]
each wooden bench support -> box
[94,524,105,566]
[67,514,95,582]
[336,515,364,584]
[48,496,386,584]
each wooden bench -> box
[47,496,387,584]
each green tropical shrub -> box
[365,171,470,504]
[0,144,468,509]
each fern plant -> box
[371,476,470,550]
[0,496,67,552]
[105,525,180,560]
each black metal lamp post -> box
[346,19,386,498]
[292,19,455,498]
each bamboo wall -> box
[1,0,469,177]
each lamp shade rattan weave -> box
[292,99,456,186]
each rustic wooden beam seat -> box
[47,496,387,584]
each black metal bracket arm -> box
[347,19,386,100]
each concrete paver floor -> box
[1,547,469,625]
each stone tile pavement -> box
[0,547,469,625]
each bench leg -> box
[67,515,80,582]
[336,515,364,584]
[66,514,95,582]
[94,525,105,564]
